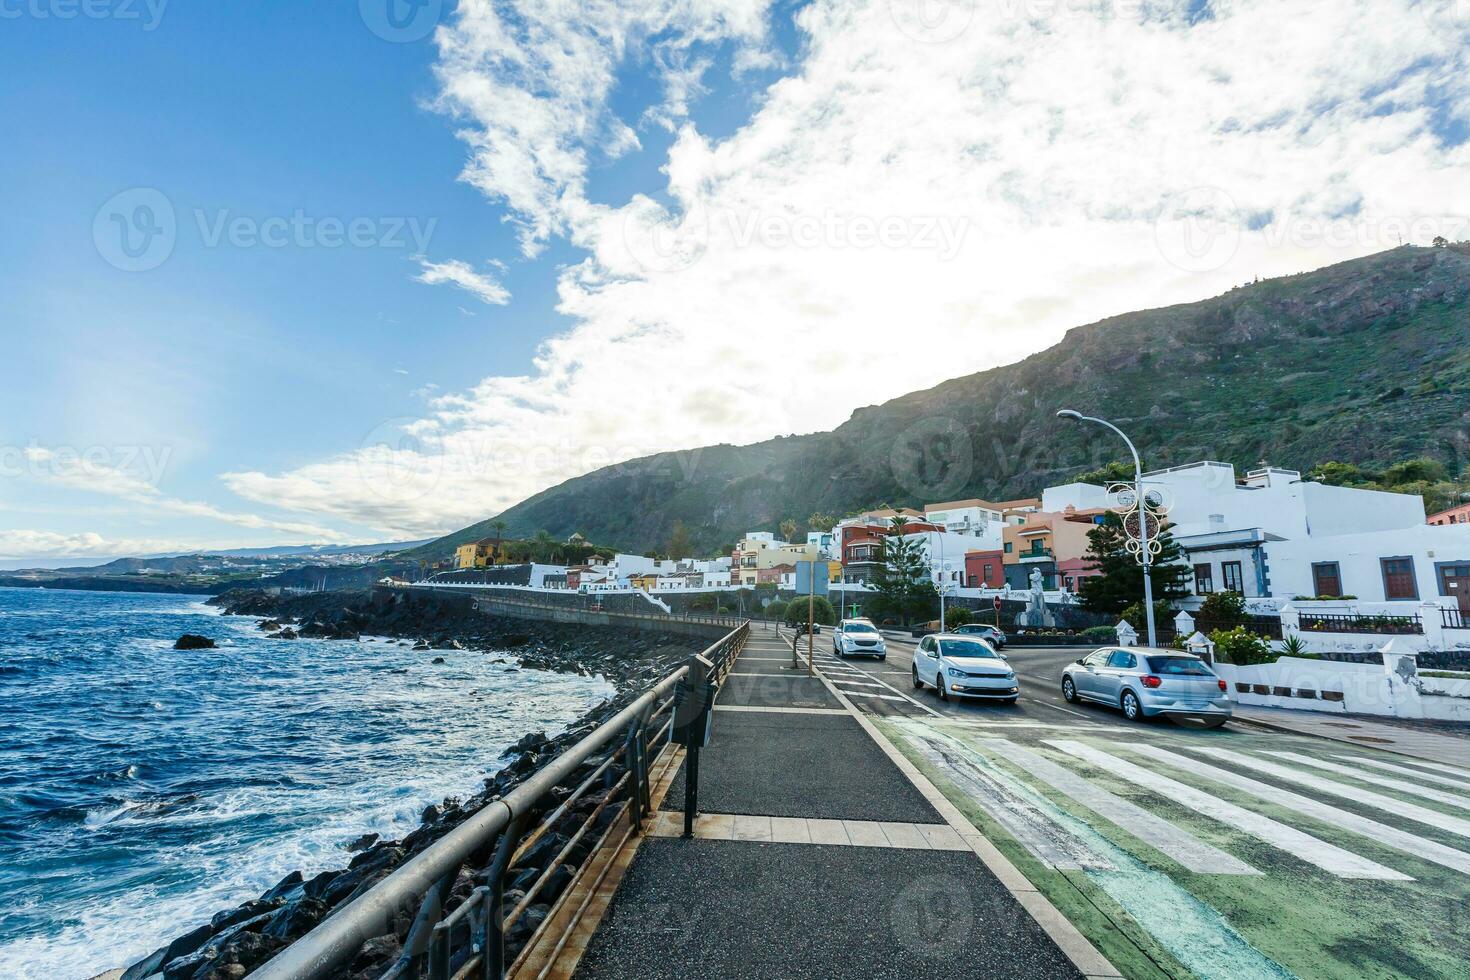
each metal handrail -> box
[409,585,746,629]
[251,621,748,980]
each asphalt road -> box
[795,631,1144,728]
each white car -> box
[911,633,1018,703]
[832,618,887,660]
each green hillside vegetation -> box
[415,245,1470,558]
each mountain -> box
[421,245,1470,557]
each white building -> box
[923,498,1035,550]
[889,530,982,592]
[1043,461,1470,607]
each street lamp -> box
[1056,409,1158,647]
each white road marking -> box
[842,692,909,702]
[1352,758,1470,775]
[1193,746,1470,839]
[816,654,944,718]
[1264,752,1470,811]
[1048,741,1409,880]
[910,736,1115,871]
[830,680,886,689]
[1132,744,1470,878]
[1341,755,1470,790]
[980,739,1259,875]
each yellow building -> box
[455,538,501,570]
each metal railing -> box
[1193,617,1285,640]
[1444,608,1470,630]
[406,585,746,629]
[252,622,749,980]
[1299,612,1424,635]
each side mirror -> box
[1075,657,1086,665]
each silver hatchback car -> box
[1062,647,1232,727]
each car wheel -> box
[1121,690,1142,722]
[878,655,887,662]
[1003,697,1018,705]
[1061,676,1079,703]
[936,676,949,701]
[1200,716,1228,729]
[911,664,923,690]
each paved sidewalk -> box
[1234,705,1470,767]
[570,629,1111,980]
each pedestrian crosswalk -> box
[891,718,1470,886]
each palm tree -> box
[779,518,798,543]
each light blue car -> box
[1062,647,1231,727]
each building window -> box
[1003,542,1012,554]
[1311,562,1342,598]
[1194,563,1214,594]
[983,563,994,583]
[1380,557,1418,600]
[1221,561,1244,594]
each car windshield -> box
[1146,656,1213,676]
[845,623,877,633]
[938,638,998,659]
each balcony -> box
[1017,548,1054,563]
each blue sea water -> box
[0,587,614,980]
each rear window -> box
[1147,656,1213,676]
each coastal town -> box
[414,458,1470,643]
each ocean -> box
[0,587,614,979]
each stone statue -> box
[1015,566,1058,628]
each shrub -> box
[1120,600,1176,630]
[944,607,973,629]
[1279,634,1317,659]
[1081,625,1117,642]
[1210,626,1274,665]
[1197,590,1246,627]
[783,595,836,626]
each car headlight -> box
[946,667,964,678]
[1004,671,1015,679]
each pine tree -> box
[868,516,939,624]
[1077,511,1191,616]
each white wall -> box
[1040,482,1113,513]
[1300,482,1425,536]
[1266,524,1470,604]
[612,553,657,576]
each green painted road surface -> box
[878,716,1470,980]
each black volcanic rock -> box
[174,634,216,650]
[131,586,711,980]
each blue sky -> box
[2,1,1466,564]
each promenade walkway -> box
[565,627,1117,979]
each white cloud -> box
[23,447,349,542]
[414,257,512,306]
[0,530,197,561]
[226,0,1470,536]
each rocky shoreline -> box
[118,588,709,980]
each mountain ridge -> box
[415,245,1470,558]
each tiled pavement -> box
[570,629,1108,980]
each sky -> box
[2,0,1468,564]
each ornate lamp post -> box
[1057,409,1161,647]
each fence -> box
[1444,608,1470,631]
[1298,612,1423,635]
[252,622,749,980]
[1193,616,1286,641]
